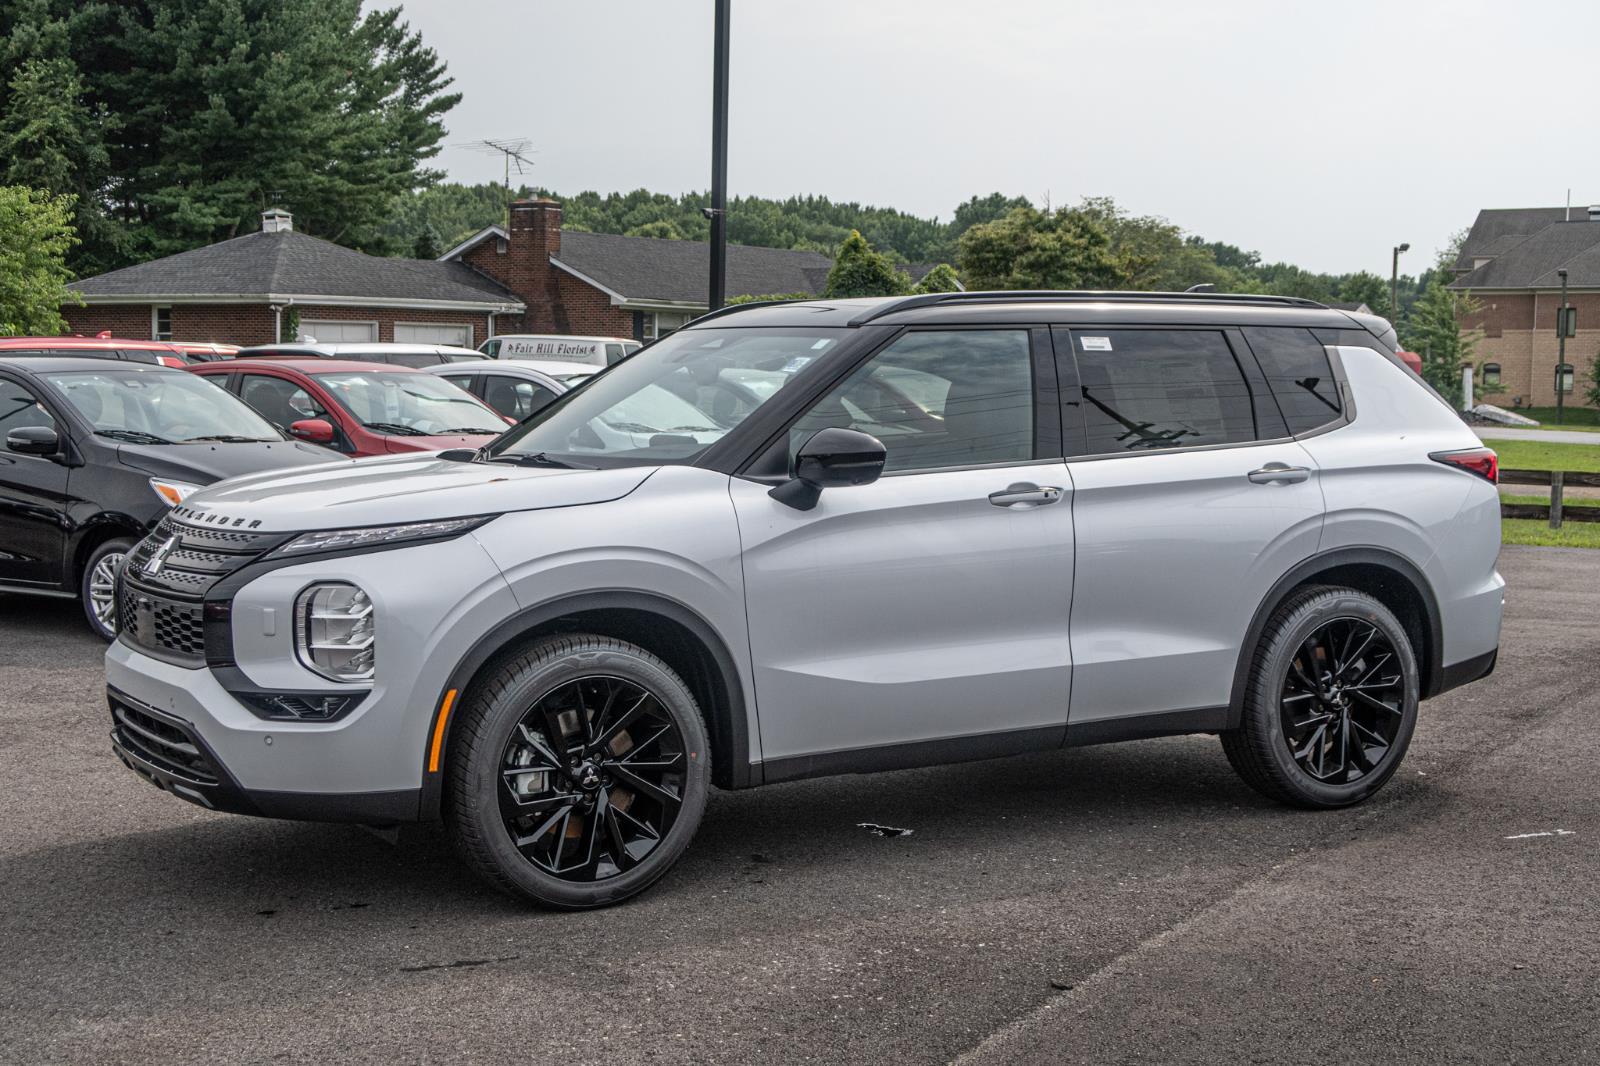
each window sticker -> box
[1080,336,1113,351]
[781,355,815,373]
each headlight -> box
[149,478,201,507]
[295,583,375,682]
[275,516,491,557]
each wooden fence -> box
[1500,468,1600,527]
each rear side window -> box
[39,348,117,360]
[1242,327,1342,434]
[1070,330,1257,454]
[383,351,445,368]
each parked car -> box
[425,359,600,421]
[479,334,640,366]
[238,342,490,368]
[0,335,187,368]
[107,291,1503,910]
[0,357,342,639]
[189,358,511,458]
[169,341,241,363]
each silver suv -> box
[107,292,1504,909]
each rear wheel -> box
[1222,586,1419,808]
[444,633,710,909]
[80,537,134,642]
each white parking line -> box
[1504,830,1576,840]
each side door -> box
[1057,326,1325,734]
[731,327,1075,773]
[0,374,70,587]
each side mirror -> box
[289,418,335,445]
[769,428,886,511]
[6,425,60,457]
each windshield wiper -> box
[96,429,173,445]
[486,452,593,470]
[181,434,278,443]
[435,426,501,435]
[361,421,428,436]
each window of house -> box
[789,330,1035,473]
[1072,330,1258,455]
[1482,363,1501,387]
[152,307,172,341]
[1241,327,1342,435]
[644,311,693,340]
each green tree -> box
[824,230,912,298]
[1584,349,1600,409]
[913,263,962,294]
[1336,271,1391,318]
[411,224,442,260]
[0,185,79,335]
[1404,278,1483,397]
[958,205,1125,291]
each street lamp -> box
[1391,243,1410,322]
[707,0,731,311]
[1557,267,1570,422]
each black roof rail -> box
[845,290,1328,326]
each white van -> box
[480,334,641,366]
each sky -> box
[396,0,1600,277]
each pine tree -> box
[913,263,962,294]
[824,230,912,298]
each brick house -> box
[1451,205,1600,407]
[62,198,875,348]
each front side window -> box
[239,374,329,431]
[1073,330,1257,454]
[46,369,282,443]
[480,375,559,420]
[788,330,1035,473]
[482,339,501,357]
[491,326,844,467]
[605,343,627,365]
[0,378,56,436]
[314,371,506,436]
[1241,326,1342,435]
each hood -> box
[384,431,501,455]
[171,452,659,532]
[116,439,347,484]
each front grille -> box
[118,518,289,664]
[110,695,220,786]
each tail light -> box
[1430,447,1498,484]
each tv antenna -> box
[457,138,536,226]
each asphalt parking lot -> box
[2,546,1595,1065]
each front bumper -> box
[108,686,419,823]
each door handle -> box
[988,483,1064,508]
[1247,463,1312,485]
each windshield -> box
[315,371,507,435]
[46,369,283,443]
[490,327,845,466]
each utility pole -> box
[1557,267,1570,422]
[707,0,731,311]
[1391,242,1410,323]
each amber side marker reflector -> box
[428,689,458,773]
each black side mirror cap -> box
[6,425,60,457]
[769,427,887,510]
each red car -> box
[0,334,187,368]
[188,358,511,458]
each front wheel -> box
[1222,586,1419,808]
[444,634,711,909]
[81,538,134,641]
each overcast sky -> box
[396,0,1598,276]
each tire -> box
[444,633,711,909]
[1221,585,1419,809]
[80,537,134,642]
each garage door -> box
[394,323,472,346]
[298,320,376,343]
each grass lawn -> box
[1503,518,1600,548]
[1512,406,1600,431]
[1499,493,1600,509]
[1489,438,1600,474]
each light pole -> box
[1391,242,1410,323]
[707,0,731,312]
[1557,267,1569,422]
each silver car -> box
[106,292,1504,909]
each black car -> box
[0,357,345,638]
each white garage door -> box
[298,320,376,343]
[394,323,472,346]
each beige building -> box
[1451,205,1600,408]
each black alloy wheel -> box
[1222,585,1419,808]
[499,675,687,882]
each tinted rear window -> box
[1071,329,1258,454]
[1242,327,1342,434]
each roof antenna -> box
[457,138,537,228]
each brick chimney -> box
[504,198,565,332]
